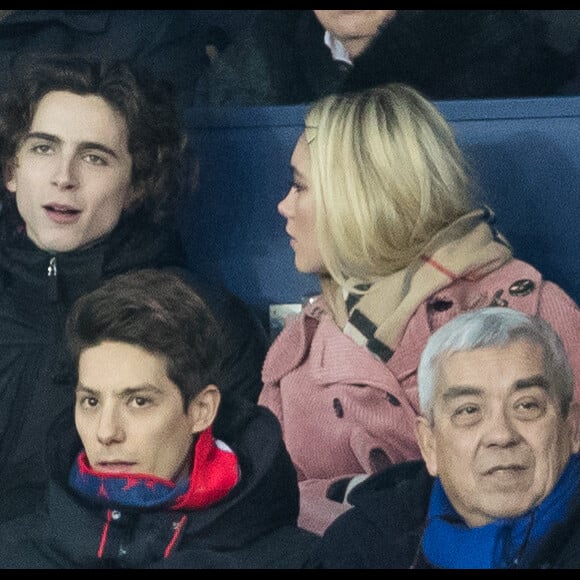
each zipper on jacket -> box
[164,515,187,558]
[47,256,58,302]
[98,509,113,559]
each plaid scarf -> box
[321,208,512,362]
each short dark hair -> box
[66,269,223,410]
[0,54,186,223]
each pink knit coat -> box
[259,259,580,535]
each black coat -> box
[0,208,267,522]
[309,460,580,569]
[0,10,207,110]
[0,405,318,568]
[193,10,576,106]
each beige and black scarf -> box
[321,208,513,362]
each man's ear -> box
[122,184,146,212]
[567,400,580,454]
[4,159,17,193]
[416,415,438,477]
[188,384,221,435]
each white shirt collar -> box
[324,30,352,66]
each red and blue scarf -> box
[69,427,240,510]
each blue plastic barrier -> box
[181,96,580,327]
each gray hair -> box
[417,307,574,423]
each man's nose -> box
[483,408,521,447]
[51,157,79,191]
[96,406,125,446]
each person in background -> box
[0,269,317,568]
[534,10,580,94]
[192,10,576,106]
[0,10,208,110]
[310,307,580,569]
[0,55,267,523]
[203,25,231,67]
[258,83,580,535]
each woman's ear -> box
[188,384,221,435]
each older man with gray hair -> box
[310,307,580,569]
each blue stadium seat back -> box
[181,96,580,324]
[440,96,580,309]
[181,105,320,326]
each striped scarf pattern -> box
[322,208,512,362]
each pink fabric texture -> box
[259,259,580,535]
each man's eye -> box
[454,405,478,416]
[84,154,107,166]
[451,404,481,426]
[130,396,153,408]
[78,396,98,408]
[514,399,545,420]
[31,144,53,155]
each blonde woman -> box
[258,83,580,535]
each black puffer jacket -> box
[0,208,267,522]
[0,10,207,110]
[193,10,576,106]
[0,404,317,568]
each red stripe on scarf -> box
[172,427,239,510]
[420,255,459,281]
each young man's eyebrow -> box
[25,131,58,143]
[25,131,120,159]
[75,384,98,396]
[75,384,164,397]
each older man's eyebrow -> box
[441,386,482,402]
[25,131,120,159]
[514,375,551,391]
[440,376,551,403]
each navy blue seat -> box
[181,96,580,327]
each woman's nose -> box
[278,189,294,218]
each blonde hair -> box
[304,83,475,287]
